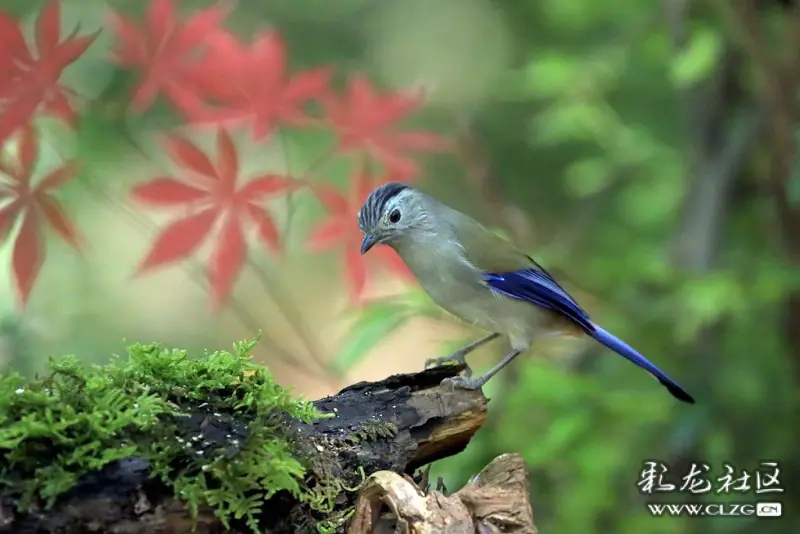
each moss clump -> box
[345,420,397,445]
[0,338,336,532]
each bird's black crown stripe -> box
[362,182,409,226]
[373,182,409,212]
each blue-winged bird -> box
[357,183,694,403]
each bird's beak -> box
[360,234,377,255]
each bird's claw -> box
[440,375,483,391]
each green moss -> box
[0,338,345,533]
[345,420,398,445]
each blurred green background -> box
[0,0,797,532]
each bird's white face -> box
[359,188,426,254]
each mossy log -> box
[1,362,535,534]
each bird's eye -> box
[388,209,401,224]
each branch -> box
[712,0,800,258]
[2,365,492,534]
[670,105,765,271]
[710,0,781,107]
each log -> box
[3,363,529,534]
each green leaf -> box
[332,303,411,373]
[524,412,590,465]
[670,27,722,87]
[531,101,610,146]
[674,274,744,343]
[539,1,596,33]
[522,53,580,98]
[607,125,664,166]
[565,157,612,197]
[617,170,683,227]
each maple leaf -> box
[0,0,97,143]
[0,124,81,305]
[109,0,228,115]
[130,129,297,309]
[323,76,452,178]
[306,162,413,302]
[184,30,331,140]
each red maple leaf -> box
[0,0,97,143]
[0,124,81,305]
[184,30,330,140]
[323,76,451,178]
[109,0,227,115]
[130,129,297,309]
[306,162,413,302]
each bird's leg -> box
[441,348,523,391]
[424,333,500,378]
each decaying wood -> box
[347,453,536,534]
[4,364,511,534]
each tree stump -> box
[348,453,536,534]
[2,364,537,533]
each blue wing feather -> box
[483,267,594,332]
[483,265,695,404]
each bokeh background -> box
[1,0,798,532]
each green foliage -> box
[333,301,414,373]
[673,273,746,343]
[333,285,452,372]
[670,26,723,88]
[522,52,582,98]
[0,338,340,533]
[564,157,614,197]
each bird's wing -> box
[450,213,593,332]
[483,267,593,332]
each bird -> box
[357,182,695,404]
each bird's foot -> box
[424,353,473,378]
[440,375,484,391]
[424,334,500,379]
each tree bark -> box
[1,364,536,534]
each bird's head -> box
[357,182,429,254]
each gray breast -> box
[393,238,544,345]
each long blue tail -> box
[589,325,695,404]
